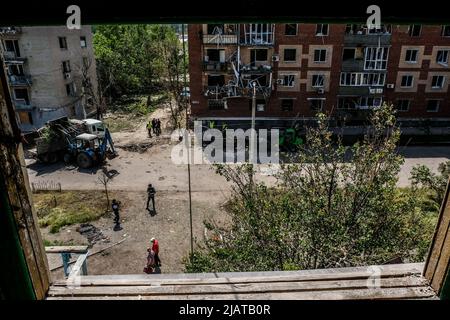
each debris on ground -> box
[115,136,171,153]
[76,223,110,246]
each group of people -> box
[147,118,162,138]
[144,237,161,274]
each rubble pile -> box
[76,223,110,246]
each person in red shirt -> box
[150,238,161,267]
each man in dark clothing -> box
[146,184,156,214]
[151,118,157,135]
[156,119,162,136]
[112,199,122,231]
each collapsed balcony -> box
[241,24,275,46]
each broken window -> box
[409,25,422,37]
[3,39,21,57]
[436,50,449,66]
[250,49,268,63]
[250,74,268,87]
[405,49,419,63]
[205,49,225,62]
[59,36,68,49]
[426,100,440,112]
[62,60,71,73]
[343,48,356,61]
[401,75,414,87]
[282,75,295,87]
[308,98,324,111]
[283,49,296,62]
[312,74,325,88]
[280,99,294,111]
[207,75,225,87]
[442,25,450,37]
[396,100,410,112]
[314,49,327,63]
[66,82,76,96]
[364,47,388,70]
[207,24,224,35]
[316,24,329,36]
[431,75,445,88]
[80,36,87,48]
[14,88,30,104]
[337,97,358,110]
[285,24,297,36]
[8,64,24,76]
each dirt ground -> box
[44,190,230,281]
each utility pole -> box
[250,81,256,164]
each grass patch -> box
[34,191,114,233]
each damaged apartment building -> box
[0,26,98,132]
[188,23,450,133]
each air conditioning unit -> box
[369,88,376,94]
[317,88,325,94]
[272,54,279,62]
[64,72,71,79]
[376,88,383,94]
[387,83,395,89]
[276,79,284,85]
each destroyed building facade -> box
[188,23,450,130]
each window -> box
[359,97,382,108]
[62,60,71,73]
[206,49,224,62]
[58,37,68,49]
[405,49,419,63]
[338,97,357,110]
[14,88,30,104]
[282,74,295,87]
[283,49,297,62]
[314,49,327,63]
[431,75,445,89]
[409,25,422,37]
[8,64,24,76]
[285,24,297,36]
[343,48,356,61]
[340,72,385,86]
[66,83,76,96]
[250,49,268,63]
[312,74,325,88]
[316,24,329,36]
[426,100,440,112]
[80,36,87,48]
[281,99,294,111]
[207,24,224,35]
[401,75,414,88]
[442,25,450,37]
[308,98,324,111]
[364,47,388,70]
[207,75,225,87]
[396,100,410,112]
[3,39,21,57]
[208,99,225,110]
[436,50,449,66]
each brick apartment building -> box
[0,26,98,133]
[188,23,450,131]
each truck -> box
[35,117,116,168]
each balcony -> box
[338,86,384,96]
[202,34,237,45]
[341,59,365,72]
[241,24,275,46]
[0,26,22,35]
[203,61,229,72]
[3,51,26,62]
[8,74,32,86]
[13,99,33,110]
[344,33,391,46]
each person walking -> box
[146,120,153,138]
[152,118,157,135]
[111,199,122,231]
[156,119,162,136]
[146,183,156,214]
[150,238,161,267]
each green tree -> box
[186,104,437,272]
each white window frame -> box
[409,25,422,37]
[282,74,295,87]
[316,24,329,36]
[442,25,450,37]
[436,50,449,66]
[405,49,419,63]
[340,72,385,86]
[364,47,389,70]
[359,96,383,108]
[312,74,325,88]
[431,75,445,89]
[400,75,414,88]
[314,49,327,63]
[396,99,410,112]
